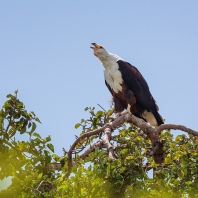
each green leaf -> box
[90,110,95,116]
[75,123,81,129]
[2,131,9,140]
[47,143,54,152]
[14,90,18,95]
[45,135,51,142]
[107,164,111,175]
[6,94,13,99]
[46,155,52,163]
[33,132,41,139]
[117,137,127,143]
[95,147,99,155]
[20,125,26,134]
[92,118,98,127]
[3,101,12,108]
[30,111,35,116]
[96,111,104,117]
[35,117,42,123]
[8,127,16,138]
[28,122,32,128]
[107,109,114,116]
[185,181,192,185]
[30,122,36,133]
[38,173,43,179]
[44,149,50,156]
[120,148,129,156]
[84,107,89,111]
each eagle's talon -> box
[114,113,122,119]
[109,116,115,121]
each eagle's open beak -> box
[90,43,101,50]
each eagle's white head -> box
[90,43,121,66]
[90,43,109,62]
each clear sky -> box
[1,0,198,164]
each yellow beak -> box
[90,43,101,50]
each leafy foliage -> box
[0,92,198,197]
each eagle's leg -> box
[113,96,125,119]
[120,87,135,116]
[121,104,132,115]
[126,104,132,114]
[114,104,131,119]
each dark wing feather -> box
[117,60,164,125]
[117,60,155,112]
[117,60,164,126]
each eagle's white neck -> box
[97,52,123,93]
[98,52,122,69]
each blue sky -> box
[0,0,198,188]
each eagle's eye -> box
[100,46,103,49]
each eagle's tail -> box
[154,111,164,126]
[142,110,164,127]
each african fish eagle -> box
[90,43,163,127]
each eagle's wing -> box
[117,60,157,113]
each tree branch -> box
[102,125,115,159]
[64,113,198,179]
[80,134,120,160]
[80,140,103,159]
[154,124,198,136]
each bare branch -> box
[154,124,198,136]
[80,140,103,159]
[103,126,115,159]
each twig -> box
[97,103,107,113]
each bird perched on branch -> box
[90,43,163,127]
